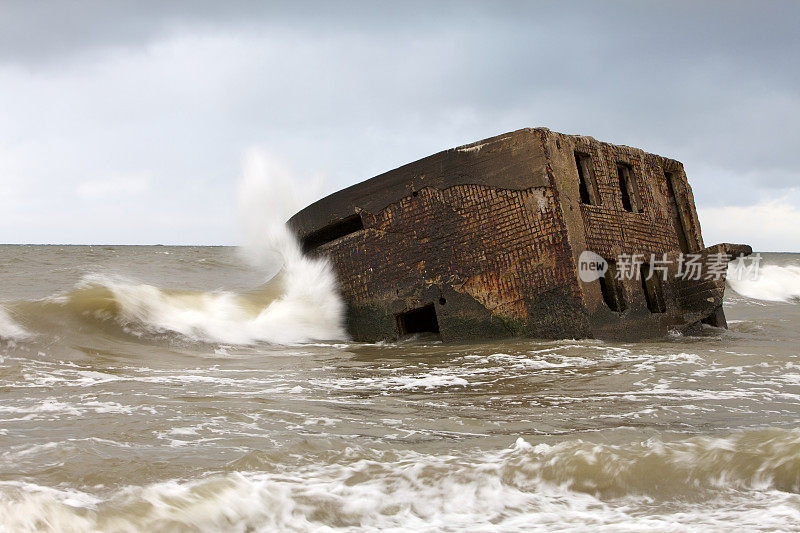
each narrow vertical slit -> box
[665,171,692,253]
[617,163,636,212]
[599,260,626,313]
[640,263,666,313]
[575,152,601,206]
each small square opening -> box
[396,304,440,336]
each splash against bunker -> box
[290,128,751,342]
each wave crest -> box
[2,429,800,531]
[0,306,28,341]
[35,265,346,345]
[2,150,348,347]
[728,261,800,302]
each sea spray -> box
[0,306,28,341]
[233,148,347,343]
[236,148,326,270]
[79,150,348,345]
[0,151,347,346]
[728,259,800,302]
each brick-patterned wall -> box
[317,183,576,323]
[571,139,700,258]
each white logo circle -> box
[578,250,608,283]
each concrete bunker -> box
[290,127,751,342]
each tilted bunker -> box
[289,128,750,342]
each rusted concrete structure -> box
[290,128,750,342]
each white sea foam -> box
[0,399,140,419]
[0,306,28,341]
[314,372,470,392]
[391,374,469,389]
[1,430,800,532]
[39,150,347,346]
[77,271,345,345]
[727,260,800,302]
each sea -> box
[1,242,799,532]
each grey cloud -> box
[0,1,798,244]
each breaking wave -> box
[26,268,344,345]
[1,429,800,531]
[3,150,346,346]
[0,306,28,341]
[728,261,800,302]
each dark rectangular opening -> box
[640,263,666,313]
[301,214,364,253]
[665,171,692,253]
[599,260,626,313]
[616,163,641,213]
[575,151,601,205]
[396,304,440,336]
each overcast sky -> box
[0,1,798,250]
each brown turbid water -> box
[1,245,799,532]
